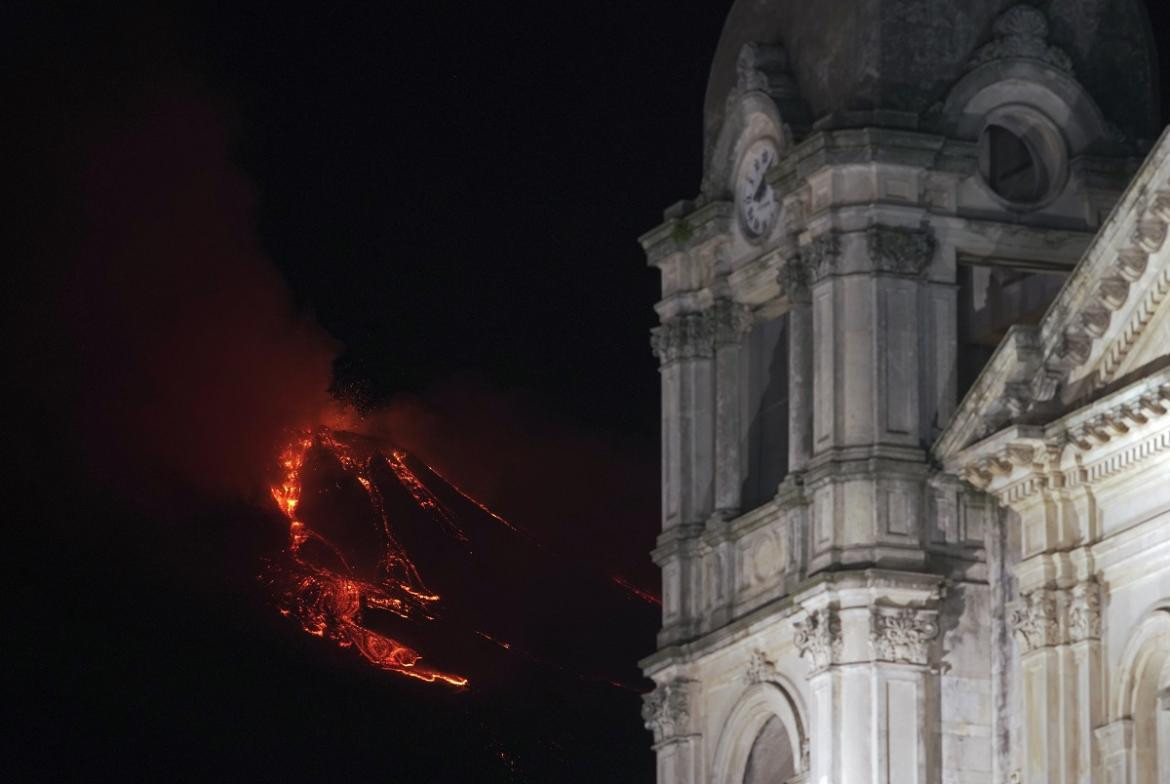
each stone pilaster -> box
[1006,580,1104,784]
[795,574,942,784]
[652,312,716,644]
[710,299,754,517]
[804,225,938,574]
[779,257,813,474]
[643,678,701,784]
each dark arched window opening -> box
[743,715,797,784]
[740,315,789,510]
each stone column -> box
[796,575,942,784]
[1008,579,1104,784]
[1066,579,1104,783]
[779,258,812,474]
[643,678,701,784]
[795,606,844,784]
[710,299,754,518]
[652,313,716,644]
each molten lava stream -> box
[266,429,467,688]
[265,426,658,692]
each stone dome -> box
[704,0,1160,155]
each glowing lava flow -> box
[266,429,467,687]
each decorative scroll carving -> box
[969,5,1073,74]
[1098,277,1130,310]
[1116,248,1148,282]
[736,42,793,95]
[1081,306,1111,338]
[642,678,695,744]
[733,43,809,134]
[866,224,936,277]
[1029,367,1064,402]
[1009,590,1061,653]
[651,312,715,365]
[776,258,811,304]
[743,650,779,685]
[869,608,939,665]
[1067,580,1102,642]
[1058,331,1093,366]
[709,299,754,346]
[794,608,841,673]
[797,232,839,283]
[1133,219,1167,254]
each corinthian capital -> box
[708,299,754,345]
[651,312,715,365]
[796,232,839,284]
[869,607,939,665]
[1067,580,1102,643]
[1008,590,1061,653]
[777,258,811,304]
[642,678,695,744]
[867,224,936,277]
[794,608,841,674]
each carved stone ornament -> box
[642,678,694,744]
[743,649,780,685]
[867,224,936,277]
[869,607,940,665]
[969,5,1073,74]
[736,42,793,95]
[797,232,839,284]
[776,258,811,304]
[1066,580,1102,642]
[1008,590,1061,653]
[709,299,754,346]
[794,608,842,674]
[651,312,715,365]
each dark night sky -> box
[195,1,729,436]
[7,2,1170,781]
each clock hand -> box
[754,177,767,201]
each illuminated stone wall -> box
[640,3,1169,782]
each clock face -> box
[738,141,780,239]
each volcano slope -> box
[11,427,659,782]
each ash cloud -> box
[12,76,336,504]
[68,92,337,499]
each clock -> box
[737,140,780,239]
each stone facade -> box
[639,2,1169,782]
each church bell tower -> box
[639,2,1160,782]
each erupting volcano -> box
[265,427,658,690]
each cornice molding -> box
[947,371,1170,506]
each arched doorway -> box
[1111,604,1170,784]
[712,680,807,783]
